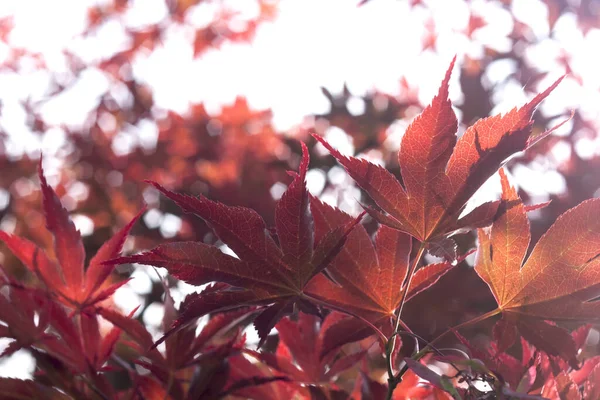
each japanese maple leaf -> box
[475,168,600,364]
[0,276,126,390]
[108,286,293,400]
[0,279,86,372]
[0,159,145,311]
[247,312,367,389]
[304,198,469,355]
[109,143,362,344]
[313,57,564,244]
[533,325,597,399]
[452,325,533,389]
[118,283,254,399]
[222,353,295,400]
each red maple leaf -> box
[475,168,600,366]
[247,312,367,389]
[109,143,362,345]
[0,159,144,312]
[313,57,564,245]
[304,198,471,355]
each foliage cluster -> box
[1,1,600,399]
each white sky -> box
[1,0,591,134]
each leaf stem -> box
[387,307,502,400]
[385,242,426,400]
[389,243,426,369]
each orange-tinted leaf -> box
[314,60,562,242]
[476,169,600,363]
[393,369,453,400]
[397,57,457,239]
[306,199,411,325]
[555,372,582,400]
[476,169,600,322]
[306,199,461,351]
[136,375,174,400]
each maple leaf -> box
[452,326,531,389]
[247,312,367,388]
[221,353,296,400]
[109,143,362,345]
[0,280,85,372]
[0,159,145,311]
[475,168,600,364]
[108,282,255,398]
[0,276,126,392]
[304,198,470,354]
[313,57,564,244]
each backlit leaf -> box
[314,59,563,243]
[109,143,361,345]
[475,168,600,363]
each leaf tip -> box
[299,141,310,177]
[436,55,457,99]
[525,75,565,112]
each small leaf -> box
[426,237,457,262]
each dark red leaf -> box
[110,144,361,343]
[38,158,85,292]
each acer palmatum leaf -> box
[313,57,564,243]
[246,312,366,386]
[475,168,600,364]
[222,353,297,400]
[452,327,534,389]
[0,159,145,310]
[38,158,86,293]
[108,143,363,346]
[304,198,471,355]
